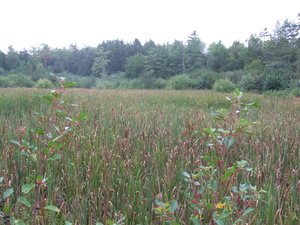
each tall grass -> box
[0,88,299,224]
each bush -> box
[95,80,115,89]
[0,76,12,87]
[168,75,197,90]
[237,74,257,92]
[291,88,300,97]
[35,78,53,89]
[260,61,292,91]
[244,59,264,72]
[8,73,34,87]
[213,78,236,93]
[189,69,219,89]
[154,78,167,89]
[263,90,291,98]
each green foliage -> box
[189,68,219,89]
[1,88,299,224]
[237,74,257,92]
[185,31,206,72]
[125,53,146,78]
[0,76,12,87]
[291,88,300,97]
[8,73,34,87]
[207,41,229,72]
[261,61,292,91]
[244,59,264,71]
[168,74,197,90]
[34,78,53,89]
[213,78,236,93]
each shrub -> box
[237,74,257,92]
[213,78,236,92]
[154,78,167,89]
[35,78,53,89]
[8,73,34,87]
[168,75,197,90]
[260,61,292,91]
[244,59,264,72]
[0,76,12,87]
[291,88,300,97]
[189,68,219,89]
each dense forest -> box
[0,15,299,94]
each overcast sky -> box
[0,0,299,52]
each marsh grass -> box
[0,88,299,224]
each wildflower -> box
[191,199,197,204]
[154,202,170,213]
[216,203,226,209]
[165,218,173,221]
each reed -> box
[0,88,299,224]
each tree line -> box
[0,14,299,93]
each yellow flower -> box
[154,202,170,217]
[216,203,226,209]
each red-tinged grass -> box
[0,88,299,224]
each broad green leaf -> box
[11,140,21,146]
[223,136,234,149]
[3,188,14,198]
[171,221,180,225]
[204,202,213,209]
[240,102,259,108]
[79,109,87,121]
[169,199,178,212]
[48,153,62,160]
[237,160,247,168]
[190,216,201,225]
[233,88,243,100]
[10,217,26,225]
[231,186,239,193]
[221,165,237,182]
[205,141,214,147]
[41,95,53,101]
[21,184,35,194]
[201,156,217,166]
[47,140,56,147]
[181,171,191,178]
[194,130,206,137]
[31,153,37,161]
[210,179,218,193]
[0,177,3,183]
[242,207,254,216]
[203,128,215,134]
[116,217,126,223]
[3,204,10,213]
[95,223,103,225]
[65,221,73,225]
[20,151,30,157]
[43,205,60,212]
[219,209,233,220]
[155,198,165,208]
[63,81,78,88]
[239,182,250,191]
[18,197,31,207]
[106,220,115,225]
[194,181,201,186]
[33,128,45,135]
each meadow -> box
[0,87,299,224]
